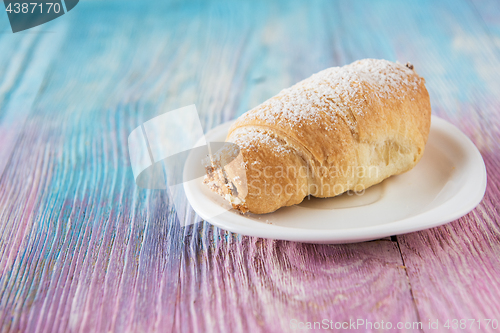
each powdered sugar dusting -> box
[230,127,292,156]
[240,59,421,133]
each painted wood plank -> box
[393,0,500,330]
[0,2,189,332]
[469,0,500,36]
[0,0,500,332]
[398,151,500,329]
[177,229,418,332]
[0,22,67,179]
[349,0,500,330]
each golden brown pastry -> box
[204,59,431,214]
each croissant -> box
[204,59,431,214]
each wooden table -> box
[1,0,499,332]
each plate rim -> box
[184,115,487,243]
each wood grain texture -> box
[0,0,499,332]
[394,0,500,330]
[176,229,417,332]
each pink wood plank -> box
[397,151,500,332]
[175,227,419,333]
[391,1,500,331]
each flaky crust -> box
[204,59,431,214]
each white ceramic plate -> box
[184,116,486,244]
